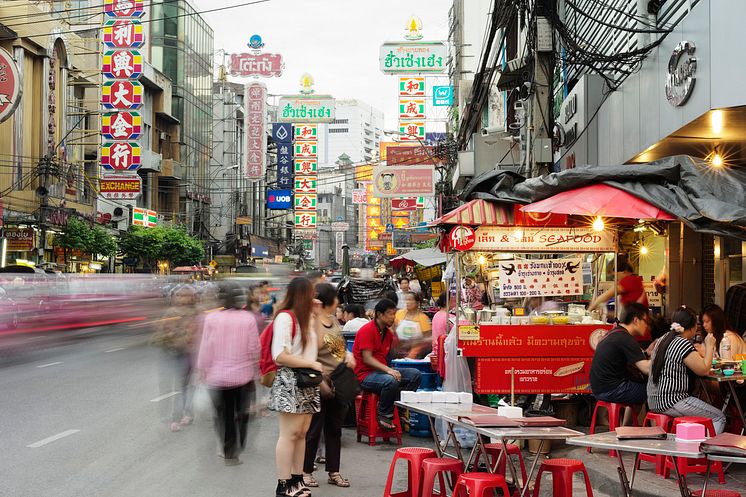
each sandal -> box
[315,455,326,464]
[328,473,350,487]
[377,417,396,431]
[303,473,319,488]
[170,422,181,432]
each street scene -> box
[1,0,746,497]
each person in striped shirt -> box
[647,306,726,433]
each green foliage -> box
[55,217,93,252]
[88,225,118,257]
[119,225,204,269]
[414,237,438,249]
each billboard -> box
[267,189,292,210]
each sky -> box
[192,0,452,129]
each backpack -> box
[259,310,297,388]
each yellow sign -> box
[236,216,252,225]
[209,260,218,267]
[458,324,480,341]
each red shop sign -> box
[475,357,591,394]
[392,198,417,211]
[460,324,609,358]
[0,47,22,124]
[449,225,475,251]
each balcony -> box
[161,158,182,179]
[139,150,162,172]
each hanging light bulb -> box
[640,245,649,256]
[592,216,605,232]
[711,152,724,167]
[478,254,486,266]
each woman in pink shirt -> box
[431,292,454,377]
[197,281,260,466]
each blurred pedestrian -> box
[342,304,368,333]
[152,285,199,432]
[269,277,322,497]
[196,282,260,465]
[303,283,356,489]
[395,277,410,309]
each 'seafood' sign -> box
[472,227,616,252]
[458,324,480,341]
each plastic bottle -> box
[720,335,732,361]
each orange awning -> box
[430,199,514,226]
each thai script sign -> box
[475,357,592,394]
[665,40,696,107]
[352,189,368,204]
[391,198,418,211]
[471,227,616,252]
[498,257,584,298]
[245,82,267,179]
[0,47,22,124]
[230,53,283,78]
[387,145,437,165]
[373,165,434,197]
[278,95,335,123]
[4,228,34,251]
[99,173,142,200]
[380,41,447,74]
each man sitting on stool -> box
[353,298,421,431]
[590,302,651,424]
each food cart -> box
[431,199,621,395]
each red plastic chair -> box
[382,447,437,497]
[453,472,511,497]
[635,412,673,476]
[691,491,742,497]
[355,392,402,446]
[483,443,528,486]
[420,458,463,497]
[588,400,638,457]
[532,458,594,497]
[663,417,725,484]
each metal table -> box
[702,453,746,495]
[396,401,583,497]
[568,432,703,497]
[701,373,746,433]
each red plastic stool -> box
[532,458,594,497]
[483,443,528,486]
[691,491,742,497]
[635,412,673,476]
[356,392,402,446]
[663,417,725,484]
[453,472,511,497]
[588,400,638,457]
[420,458,463,497]
[382,447,437,497]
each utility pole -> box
[36,156,51,266]
[530,0,556,178]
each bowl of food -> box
[550,315,570,325]
[529,315,549,324]
[723,368,736,377]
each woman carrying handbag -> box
[269,277,322,497]
[302,283,358,489]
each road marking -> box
[27,429,80,448]
[26,336,45,341]
[150,391,179,402]
[104,347,125,353]
[37,362,62,369]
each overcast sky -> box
[192,0,452,129]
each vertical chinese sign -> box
[100,0,146,201]
[272,122,294,193]
[293,124,318,233]
[245,82,267,180]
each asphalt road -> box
[0,323,405,497]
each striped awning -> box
[430,199,514,226]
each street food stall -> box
[431,195,676,396]
[390,247,447,301]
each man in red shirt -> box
[353,298,421,430]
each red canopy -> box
[521,184,676,220]
[430,199,513,226]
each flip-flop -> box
[377,418,396,431]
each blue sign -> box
[433,86,453,106]
[425,132,447,145]
[272,123,293,143]
[276,141,294,189]
[248,34,265,50]
[267,189,292,210]
[385,223,394,233]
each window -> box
[331,118,349,125]
[329,128,348,134]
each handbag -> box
[293,367,323,388]
[329,362,360,404]
[319,373,335,400]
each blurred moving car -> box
[0,286,19,329]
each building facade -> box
[148,0,213,238]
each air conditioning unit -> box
[159,132,167,140]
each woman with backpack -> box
[268,277,323,497]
